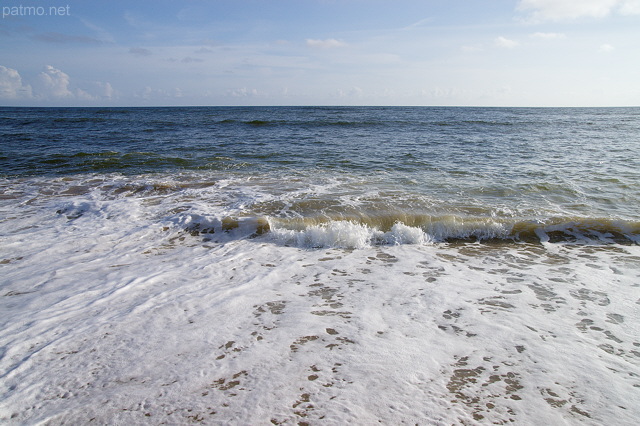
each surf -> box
[171,212,640,248]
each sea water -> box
[1,106,639,424]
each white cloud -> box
[37,65,73,98]
[95,82,115,99]
[599,43,615,52]
[228,87,260,97]
[76,88,95,101]
[79,17,116,44]
[518,0,640,21]
[530,32,566,39]
[619,0,640,14]
[495,36,519,49]
[403,18,435,30]
[305,38,346,49]
[70,81,117,102]
[0,65,33,99]
[136,86,154,100]
[24,65,115,102]
[337,86,363,98]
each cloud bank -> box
[37,65,74,98]
[518,0,640,21]
[0,66,33,99]
[0,65,114,103]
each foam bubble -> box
[268,219,434,249]
[270,220,376,249]
[425,215,511,241]
[383,222,431,245]
[2,172,640,425]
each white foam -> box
[425,215,511,241]
[268,220,432,248]
[385,222,431,245]
[1,174,639,425]
[270,220,376,249]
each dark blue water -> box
[1,107,636,176]
[1,106,639,242]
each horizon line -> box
[1,104,639,109]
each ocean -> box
[1,106,639,424]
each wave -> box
[211,117,517,129]
[432,120,514,127]
[170,213,640,248]
[461,120,514,126]
[16,152,250,176]
[52,117,108,124]
[217,119,391,128]
[40,152,193,172]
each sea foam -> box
[2,105,640,424]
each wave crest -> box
[168,213,640,248]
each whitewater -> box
[1,106,639,424]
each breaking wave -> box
[170,213,640,249]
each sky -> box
[1,0,639,107]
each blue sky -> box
[1,0,639,106]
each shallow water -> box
[1,107,639,424]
